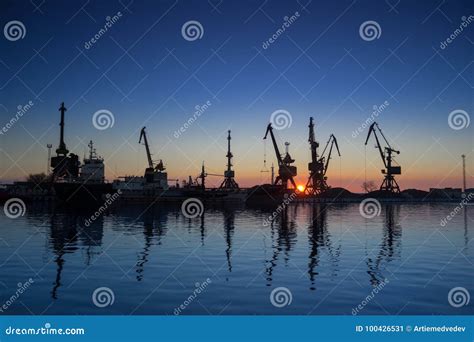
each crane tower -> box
[220,130,239,189]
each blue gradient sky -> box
[0,0,472,191]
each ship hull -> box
[53,182,113,204]
[245,184,294,206]
[115,186,246,203]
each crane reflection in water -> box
[263,204,298,286]
[49,210,104,300]
[133,205,168,282]
[45,203,402,298]
[6,201,466,314]
[307,204,341,290]
[222,206,236,275]
[262,203,342,290]
[365,204,402,286]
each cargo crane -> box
[263,123,297,189]
[364,122,401,193]
[50,102,79,179]
[139,127,167,185]
[305,117,341,195]
[220,130,239,189]
[198,163,206,190]
[184,132,240,191]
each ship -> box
[50,103,112,204]
[53,140,112,203]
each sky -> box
[0,0,472,191]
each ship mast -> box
[88,140,97,160]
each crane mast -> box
[364,122,401,193]
[308,117,318,164]
[305,117,340,195]
[50,102,79,180]
[263,123,297,189]
[56,102,68,156]
[199,162,206,190]
[220,130,239,189]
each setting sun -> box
[297,185,305,192]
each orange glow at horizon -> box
[1,123,471,194]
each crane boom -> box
[323,134,341,174]
[264,124,283,166]
[139,127,154,169]
[365,123,386,168]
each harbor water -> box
[0,202,472,315]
